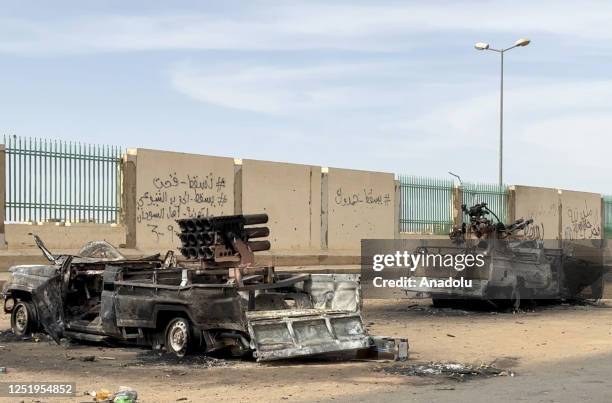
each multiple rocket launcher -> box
[176,213,271,260]
[178,204,535,261]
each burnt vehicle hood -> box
[3,264,59,295]
[8,264,58,277]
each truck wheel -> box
[165,318,191,357]
[11,301,37,336]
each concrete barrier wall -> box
[560,190,602,240]
[512,185,560,240]
[0,142,607,256]
[241,159,320,250]
[134,148,235,250]
[6,223,125,249]
[325,168,395,249]
[510,186,603,240]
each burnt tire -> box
[164,318,192,357]
[11,301,38,336]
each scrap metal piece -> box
[369,336,409,361]
[31,274,64,343]
[247,310,370,361]
[33,234,57,263]
[245,273,371,361]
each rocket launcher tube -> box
[242,213,268,225]
[245,227,270,239]
[248,240,271,252]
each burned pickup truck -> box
[2,214,379,361]
[404,203,605,308]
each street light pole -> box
[499,49,503,186]
[474,38,530,186]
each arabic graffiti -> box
[137,172,229,243]
[563,203,601,240]
[334,188,392,207]
[519,202,557,240]
[523,222,545,240]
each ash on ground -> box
[126,350,236,369]
[0,330,54,343]
[379,362,515,381]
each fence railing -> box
[462,182,509,224]
[4,135,123,223]
[604,195,612,239]
[398,175,454,234]
[398,175,510,235]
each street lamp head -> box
[515,38,531,47]
[474,42,490,50]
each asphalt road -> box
[331,353,612,402]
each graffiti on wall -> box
[522,222,545,240]
[136,172,229,244]
[563,202,601,240]
[521,202,558,240]
[334,188,392,208]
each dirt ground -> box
[1,299,611,403]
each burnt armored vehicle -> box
[406,203,604,309]
[2,214,374,360]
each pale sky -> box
[1,1,611,194]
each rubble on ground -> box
[379,361,515,381]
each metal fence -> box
[4,135,123,223]
[398,175,454,234]
[398,175,510,235]
[462,182,509,224]
[604,195,612,239]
